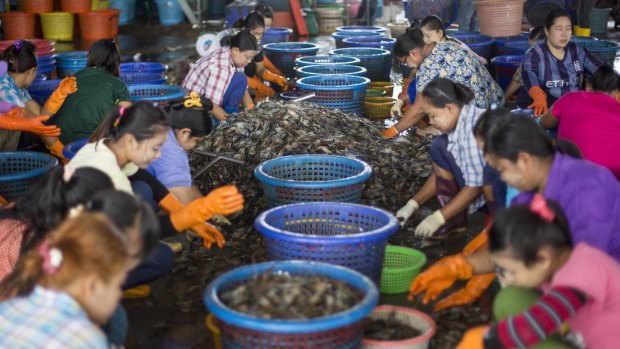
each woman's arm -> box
[440,185,483,220]
[539,108,559,128]
[168,186,199,205]
[211,104,228,121]
[254,61,266,80]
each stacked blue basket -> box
[0,152,58,201]
[61,138,89,160]
[255,202,398,286]
[110,0,136,25]
[295,55,361,68]
[451,33,495,61]
[28,79,61,105]
[342,37,396,52]
[571,37,619,66]
[156,0,185,26]
[121,72,167,85]
[263,43,320,79]
[336,25,387,35]
[330,48,392,82]
[296,75,371,116]
[332,31,384,49]
[492,34,529,56]
[505,40,530,55]
[261,27,294,45]
[55,51,88,78]
[128,84,187,106]
[204,261,379,349]
[491,55,524,90]
[36,55,56,80]
[120,62,168,75]
[296,64,367,79]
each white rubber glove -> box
[391,99,405,118]
[414,210,445,237]
[396,199,419,226]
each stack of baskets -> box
[263,42,320,79]
[261,27,294,45]
[451,33,496,60]
[296,75,371,116]
[491,55,524,90]
[120,62,169,86]
[315,6,344,34]
[110,0,136,25]
[332,30,384,49]
[0,40,55,81]
[330,48,392,82]
[55,51,88,78]
[0,152,58,201]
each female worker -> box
[183,31,259,122]
[409,111,620,312]
[55,38,131,144]
[521,9,601,116]
[386,26,502,137]
[395,78,494,239]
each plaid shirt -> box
[0,286,108,349]
[0,219,26,283]
[447,102,486,211]
[0,74,32,107]
[182,47,243,105]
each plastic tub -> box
[128,84,187,106]
[0,152,58,201]
[361,306,436,349]
[109,0,136,24]
[263,43,321,79]
[1,12,35,40]
[572,37,619,66]
[23,0,54,14]
[332,31,383,48]
[296,64,367,79]
[379,246,427,294]
[61,0,91,13]
[40,12,74,41]
[336,26,387,35]
[368,81,395,96]
[28,79,61,105]
[363,97,397,120]
[261,27,294,45]
[492,34,529,56]
[296,75,371,116]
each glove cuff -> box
[528,86,546,99]
[406,199,419,211]
[431,210,445,225]
[451,253,474,279]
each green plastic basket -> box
[365,88,386,98]
[380,245,427,294]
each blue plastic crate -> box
[296,64,367,79]
[296,75,371,116]
[342,37,396,52]
[120,62,168,75]
[330,48,392,82]
[128,84,187,106]
[62,138,89,160]
[0,152,58,201]
[263,43,320,79]
[571,37,619,67]
[451,33,495,60]
[255,202,398,286]
[28,79,61,105]
[110,0,136,24]
[121,72,167,85]
[491,55,523,90]
[332,31,383,49]
[156,0,185,26]
[261,27,294,45]
[254,154,372,206]
[296,55,361,67]
[204,261,378,349]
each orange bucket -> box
[99,9,120,37]
[23,0,54,14]
[79,11,113,39]
[61,0,92,13]
[1,12,36,40]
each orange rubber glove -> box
[527,86,548,116]
[45,139,68,163]
[455,326,488,349]
[383,126,399,139]
[462,230,489,255]
[262,56,285,77]
[169,186,244,232]
[262,70,288,91]
[248,76,275,102]
[0,196,7,205]
[44,77,77,114]
[191,221,226,249]
[433,273,496,311]
[0,108,60,137]
[408,253,473,304]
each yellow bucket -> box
[40,12,74,42]
[206,314,222,349]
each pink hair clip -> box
[530,193,555,222]
[41,246,63,275]
[113,106,126,128]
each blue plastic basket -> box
[120,62,168,75]
[57,64,85,78]
[62,138,89,160]
[342,37,396,52]
[330,48,392,82]
[332,31,383,49]
[451,33,495,60]
[492,34,529,56]
[110,0,136,24]
[36,64,55,80]
[128,84,187,106]
[28,79,61,105]
[296,75,371,116]
[335,26,387,35]
[37,55,56,66]
[505,40,530,55]
[263,43,320,79]
[156,0,185,26]
[571,37,619,66]
[261,27,294,45]
[120,72,167,85]
[0,152,58,201]
[491,55,523,90]
[204,261,378,349]
[255,202,398,286]
[55,51,88,65]
[254,154,372,207]
[295,55,361,67]
[296,64,367,79]
[279,91,315,101]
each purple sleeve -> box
[148,143,192,189]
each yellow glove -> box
[44,77,77,114]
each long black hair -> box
[544,9,571,30]
[221,30,260,52]
[473,108,512,148]
[394,25,425,58]
[254,4,273,19]
[485,115,582,162]
[166,94,214,137]
[490,198,572,267]
[2,40,37,73]
[90,101,170,142]
[590,65,620,94]
[0,166,114,255]
[421,78,475,108]
[420,15,445,39]
[232,11,265,31]
[87,38,121,77]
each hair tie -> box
[62,166,75,182]
[114,106,126,128]
[13,40,23,52]
[41,246,63,275]
[530,193,555,222]
[184,91,203,108]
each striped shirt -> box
[0,74,31,107]
[182,47,244,105]
[0,286,108,349]
[447,102,486,211]
[522,41,601,103]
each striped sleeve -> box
[577,45,602,78]
[483,286,587,349]
[521,47,543,91]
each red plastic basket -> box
[23,0,54,14]
[1,12,36,40]
[61,0,92,13]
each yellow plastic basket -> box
[364,97,397,119]
[368,81,395,97]
[206,314,222,349]
[40,12,74,42]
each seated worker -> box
[503,26,546,103]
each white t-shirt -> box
[68,140,139,194]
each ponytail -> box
[87,38,121,77]
[221,30,259,52]
[0,214,129,300]
[232,11,265,31]
[421,78,475,108]
[165,93,214,137]
[394,24,425,58]
[254,4,273,19]
[90,101,170,142]
[1,40,37,73]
